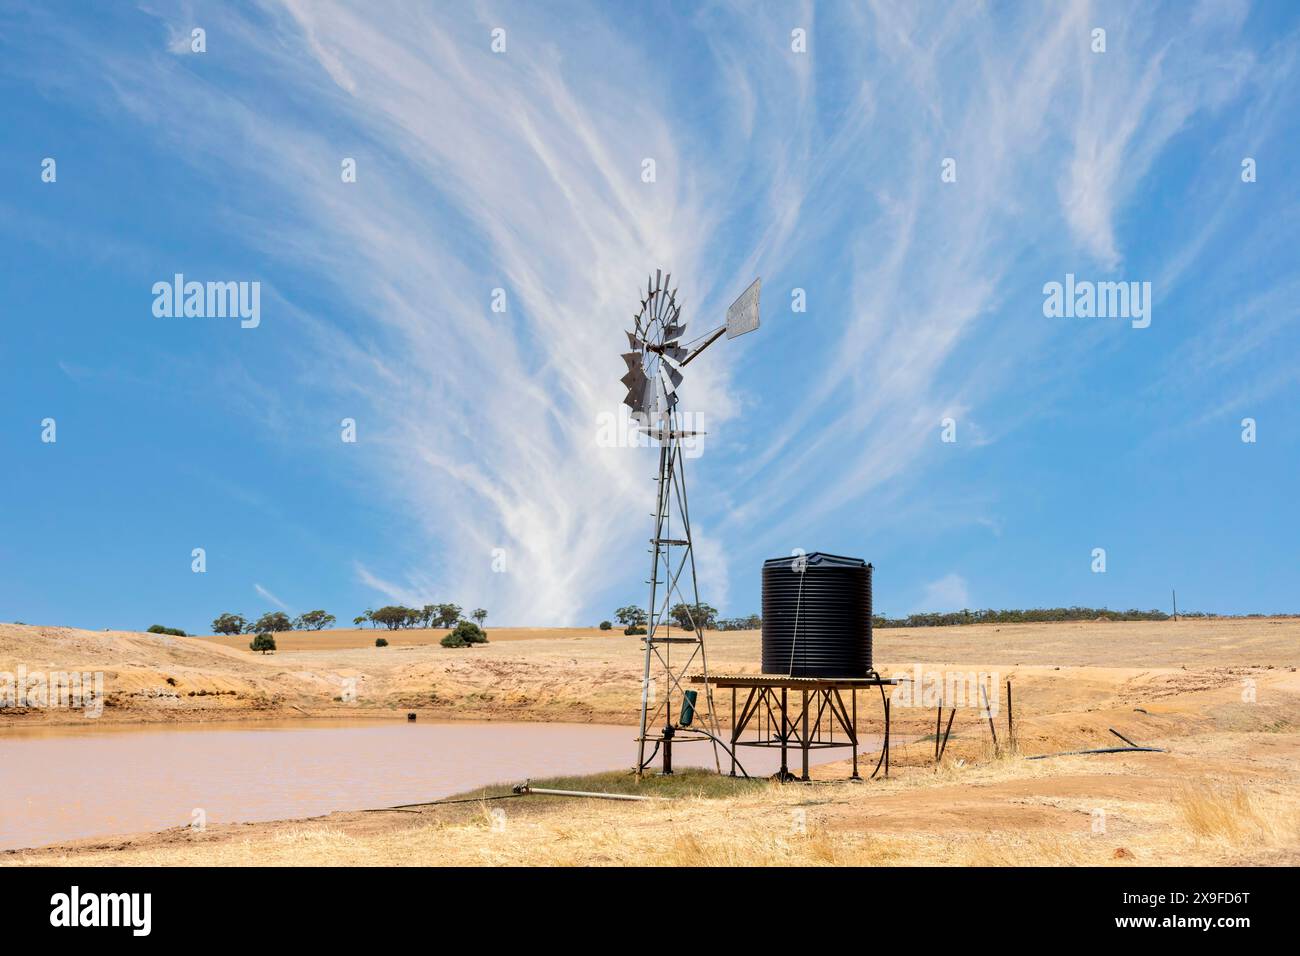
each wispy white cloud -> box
[714,0,1259,554]
[253,583,291,612]
[12,0,1291,624]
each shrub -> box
[147,624,187,636]
[249,633,276,655]
[375,637,388,647]
[599,620,612,630]
[442,620,487,648]
[454,620,488,644]
[624,625,647,636]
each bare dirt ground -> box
[3,618,1298,865]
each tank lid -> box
[762,552,869,570]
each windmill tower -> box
[621,270,761,775]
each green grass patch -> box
[447,767,764,804]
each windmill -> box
[623,269,761,776]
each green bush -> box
[375,637,388,647]
[249,633,276,654]
[147,624,187,636]
[455,620,488,644]
[441,620,487,648]
[598,620,612,630]
[624,625,647,636]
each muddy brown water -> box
[0,720,881,851]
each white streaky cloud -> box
[353,565,428,611]
[254,584,291,613]
[1057,3,1252,269]
[14,1,1282,624]
[715,1,1256,557]
[250,3,746,622]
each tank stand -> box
[691,674,898,781]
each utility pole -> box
[1172,588,1178,621]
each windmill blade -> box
[663,363,683,391]
[622,351,642,370]
[662,345,688,363]
[621,366,647,391]
[626,330,644,350]
[623,386,648,410]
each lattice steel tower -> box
[619,270,761,775]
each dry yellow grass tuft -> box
[1176,786,1271,840]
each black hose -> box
[1025,746,1167,760]
[636,739,662,773]
[364,792,524,812]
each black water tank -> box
[761,553,872,678]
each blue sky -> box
[2,0,1297,632]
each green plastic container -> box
[679,689,698,727]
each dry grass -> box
[1176,785,1272,840]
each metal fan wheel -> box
[621,269,687,418]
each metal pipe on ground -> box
[512,785,658,802]
[1025,746,1167,760]
[1109,728,1141,748]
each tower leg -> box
[635,442,671,777]
[632,409,723,778]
